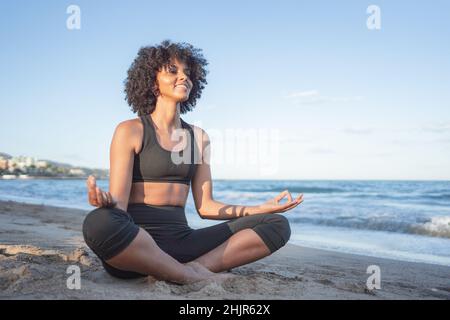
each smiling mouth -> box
[175,84,188,90]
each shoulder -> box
[113,117,143,153]
[114,117,143,135]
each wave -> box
[421,194,450,201]
[224,187,450,205]
[288,215,450,239]
[343,193,450,203]
[229,186,346,194]
[411,216,450,238]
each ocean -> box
[1,179,449,266]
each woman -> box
[82,40,303,285]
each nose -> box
[178,71,188,80]
[177,73,191,89]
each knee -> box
[267,214,291,245]
[82,207,138,260]
[256,214,291,253]
[82,207,121,240]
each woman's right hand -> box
[87,175,117,208]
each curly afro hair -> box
[124,39,209,116]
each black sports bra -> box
[132,115,198,185]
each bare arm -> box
[87,120,137,212]
[108,121,138,212]
[191,128,303,220]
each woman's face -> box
[155,58,193,103]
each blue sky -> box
[1,0,449,180]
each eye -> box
[167,64,191,77]
[168,65,177,74]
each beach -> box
[0,199,449,300]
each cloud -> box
[284,89,364,106]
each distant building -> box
[0,152,107,178]
[1,174,16,179]
[10,156,35,170]
[69,168,86,176]
[36,160,48,168]
[7,161,17,172]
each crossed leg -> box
[84,208,290,282]
[194,228,271,273]
[194,213,291,272]
[104,228,216,283]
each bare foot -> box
[184,261,215,279]
[185,261,236,282]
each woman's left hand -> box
[258,190,303,214]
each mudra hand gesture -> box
[258,190,303,214]
[86,175,117,208]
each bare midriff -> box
[128,182,190,207]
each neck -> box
[151,98,182,131]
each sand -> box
[0,200,449,300]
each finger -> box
[101,191,109,205]
[274,201,294,212]
[87,176,97,202]
[280,198,302,211]
[89,197,98,207]
[87,175,96,188]
[295,194,304,203]
[274,190,286,202]
[106,192,116,207]
[88,188,97,206]
[276,190,291,203]
[96,187,104,206]
[280,201,296,211]
[97,188,105,206]
[282,198,304,212]
[282,203,301,212]
[286,190,293,203]
[110,194,117,206]
[282,190,293,204]
[106,192,112,205]
[102,192,110,206]
[87,176,96,192]
[88,186,98,206]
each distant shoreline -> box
[1,176,449,182]
[0,176,108,180]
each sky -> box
[1,0,449,180]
